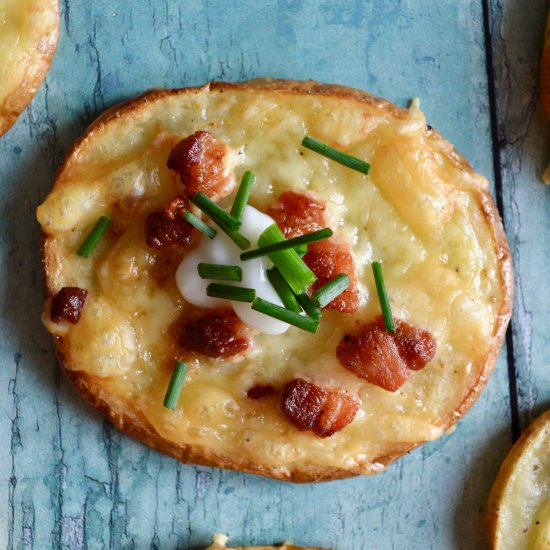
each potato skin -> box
[487,410,550,549]
[41,79,513,482]
[205,533,330,550]
[0,0,59,136]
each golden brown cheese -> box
[37,81,511,477]
[0,0,59,134]
[488,410,550,550]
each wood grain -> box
[0,0,536,548]
[487,0,550,433]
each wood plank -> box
[488,0,550,431]
[0,1,512,548]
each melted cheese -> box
[0,0,57,107]
[491,412,550,550]
[37,85,505,474]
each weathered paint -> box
[0,0,542,548]
[488,0,550,432]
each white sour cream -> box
[175,205,290,335]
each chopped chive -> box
[295,243,308,257]
[311,273,350,309]
[183,211,217,239]
[77,216,111,257]
[372,261,395,333]
[198,263,242,282]
[252,298,320,334]
[230,171,255,222]
[266,267,302,313]
[189,195,249,249]
[296,292,322,320]
[302,136,371,175]
[189,192,241,231]
[206,283,255,303]
[241,228,333,261]
[163,360,188,410]
[215,217,251,250]
[256,224,316,294]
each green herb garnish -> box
[256,224,316,294]
[302,136,371,175]
[190,191,241,231]
[266,267,302,313]
[251,298,319,333]
[230,171,255,222]
[311,273,350,308]
[197,263,242,282]
[215,217,251,250]
[241,228,333,261]
[296,292,322,320]
[163,360,188,410]
[295,243,308,257]
[76,216,111,257]
[371,261,395,333]
[183,211,217,239]
[206,283,255,303]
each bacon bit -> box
[304,239,359,313]
[50,287,88,324]
[178,310,251,359]
[267,191,358,312]
[167,130,237,200]
[336,317,437,392]
[337,324,410,392]
[281,378,359,438]
[267,191,327,238]
[282,379,325,432]
[246,385,276,399]
[317,391,360,438]
[163,196,188,220]
[146,196,194,249]
[394,320,437,371]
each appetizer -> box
[0,0,59,136]
[488,410,550,549]
[206,534,329,550]
[37,79,512,481]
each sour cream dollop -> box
[175,205,290,335]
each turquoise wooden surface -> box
[0,0,546,548]
[488,0,550,433]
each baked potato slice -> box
[488,410,550,549]
[37,79,512,481]
[206,534,329,550]
[0,0,59,136]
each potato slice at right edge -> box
[205,533,331,550]
[487,409,550,549]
